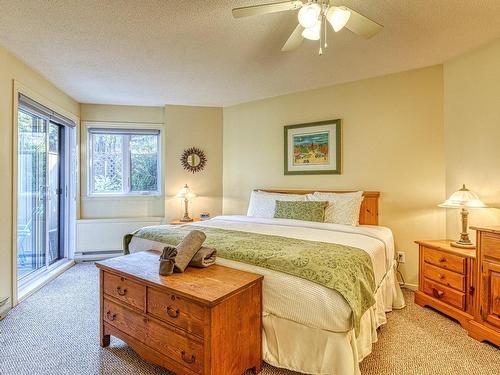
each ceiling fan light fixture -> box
[298,3,321,28]
[326,6,351,32]
[302,20,321,41]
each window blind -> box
[18,94,76,128]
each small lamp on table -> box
[439,184,487,248]
[175,184,197,222]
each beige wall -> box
[79,104,223,221]
[223,66,447,286]
[80,104,166,218]
[443,38,500,240]
[164,105,223,222]
[0,44,79,313]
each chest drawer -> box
[103,272,145,310]
[147,288,206,337]
[423,247,465,274]
[423,263,465,291]
[147,318,204,374]
[423,278,465,311]
[103,298,148,341]
[481,232,500,260]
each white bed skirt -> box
[262,261,405,375]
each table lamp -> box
[439,184,486,248]
[175,184,196,222]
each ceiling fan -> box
[232,0,383,55]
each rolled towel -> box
[159,245,178,276]
[174,230,206,273]
[189,246,217,268]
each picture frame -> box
[284,119,341,175]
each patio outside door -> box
[17,109,65,284]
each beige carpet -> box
[0,263,498,375]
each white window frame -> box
[86,124,163,197]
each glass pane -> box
[130,135,159,192]
[17,111,47,279]
[91,134,123,193]
[48,124,61,265]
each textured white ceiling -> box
[1,0,500,106]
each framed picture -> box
[284,119,341,175]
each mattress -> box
[128,215,395,333]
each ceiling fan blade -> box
[232,1,303,18]
[343,7,383,39]
[281,24,304,52]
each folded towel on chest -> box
[159,245,177,276]
[189,246,217,268]
[174,230,206,272]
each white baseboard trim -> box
[0,297,11,320]
[17,260,75,304]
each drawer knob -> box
[116,286,127,296]
[181,351,195,364]
[438,274,445,280]
[432,288,444,298]
[167,306,180,318]
[438,257,446,263]
[106,311,117,321]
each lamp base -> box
[180,217,193,222]
[450,241,475,249]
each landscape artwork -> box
[284,119,341,175]
[293,131,329,166]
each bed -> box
[127,190,405,375]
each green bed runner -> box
[125,225,376,335]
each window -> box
[88,128,161,195]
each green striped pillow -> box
[274,201,328,222]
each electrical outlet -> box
[397,251,406,264]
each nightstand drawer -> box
[423,247,465,274]
[423,278,465,310]
[423,263,465,291]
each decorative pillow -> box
[274,201,328,223]
[307,191,364,226]
[247,191,306,218]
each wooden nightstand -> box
[169,218,201,225]
[415,240,476,329]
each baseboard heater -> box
[74,250,124,262]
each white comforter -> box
[129,215,395,333]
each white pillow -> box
[247,191,306,218]
[307,191,364,226]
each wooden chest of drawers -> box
[96,251,263,375]
[469,226,500,346]
[415,240,476,328]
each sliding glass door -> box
[17,110,65,282]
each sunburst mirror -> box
[180,147,207,173]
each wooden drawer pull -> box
[116,286,127,296]
[166,306,180,318]
[438,274,445,280]
[181,351,195,364]
[106,311,117,321]
[438,257,446,263]
[432,288,444,298]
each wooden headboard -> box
[257,189,380,226]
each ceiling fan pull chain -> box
[319,16,323,55]
[324,14,328,48]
